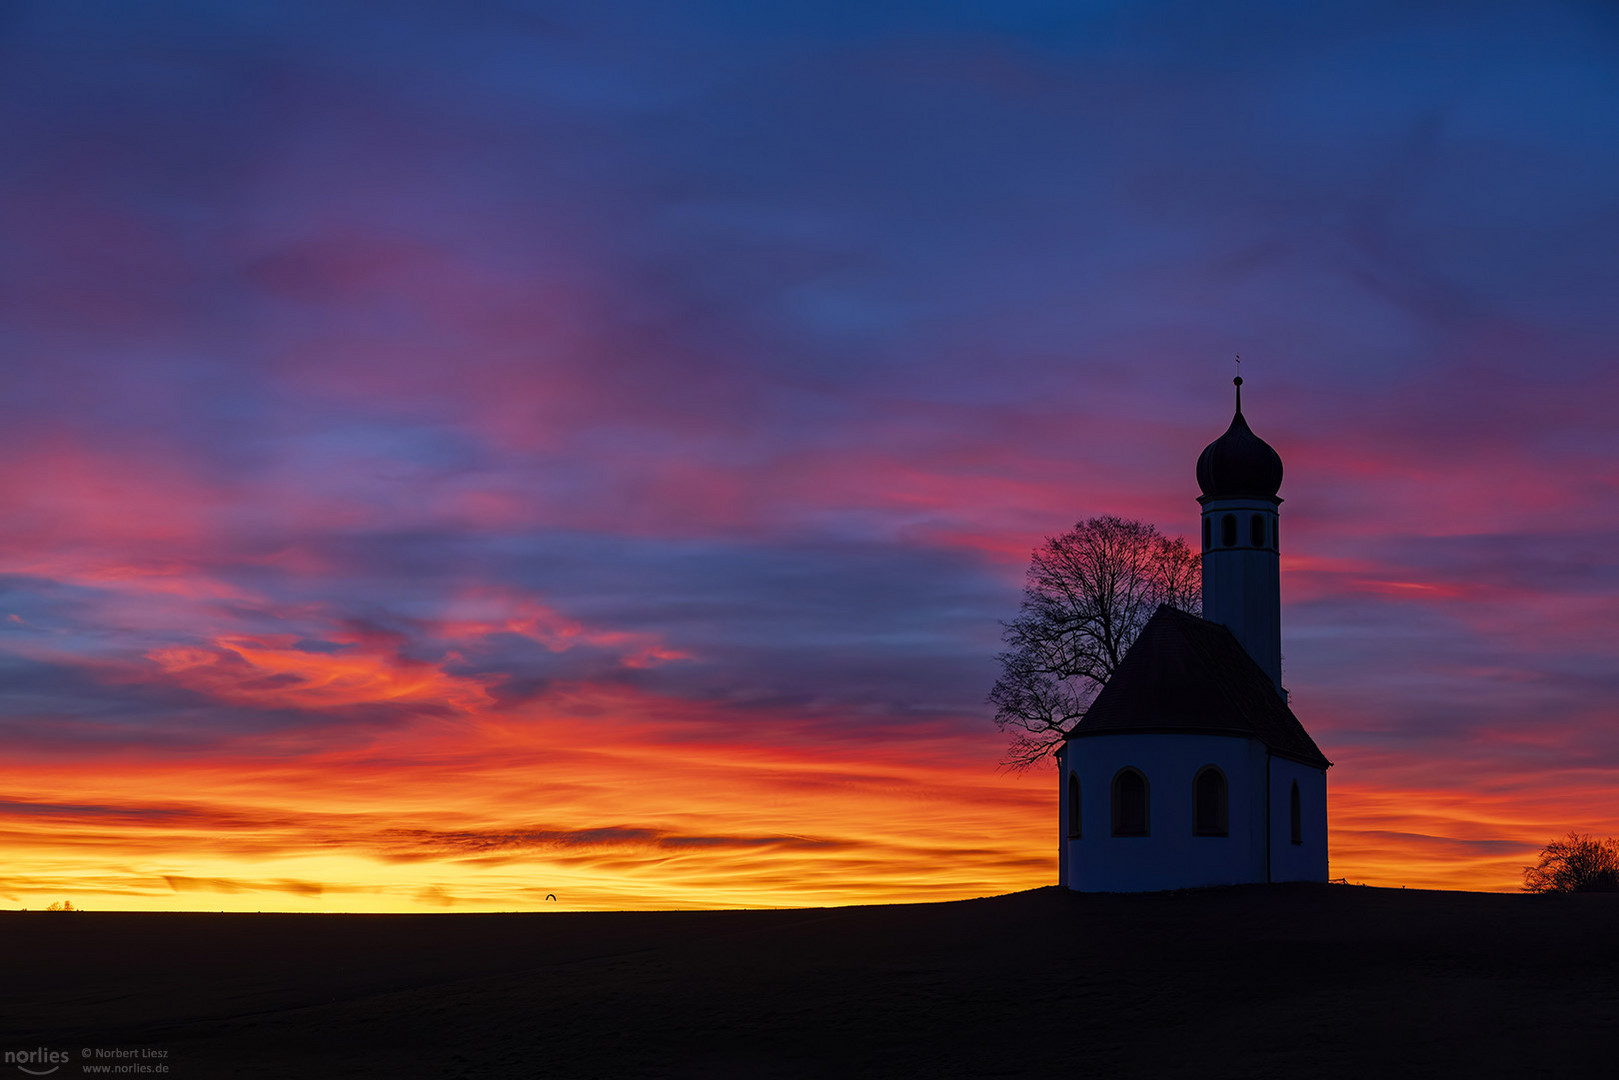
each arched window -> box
[1203,516,1211,550]
[1193,766,1228,836]
[1111,768,1149,836]
[1273,517,1280,551]
[1067,774,1082,838]
[1221,513,1237,547]
[1250,514,1265,548]
[1289,780,1303,845]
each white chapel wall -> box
[1064,732,1269,892]
[1268,755,1329,882]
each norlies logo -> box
[4,1048,68,1076]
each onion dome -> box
[1196,377,1283,500]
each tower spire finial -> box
[1233,374,1243,413]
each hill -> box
[4,884,1615,1078]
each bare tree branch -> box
[990,516,1201,770]
[1522,833,1619,893]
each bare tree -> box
[1522,833,1619,893]
[990,515,1201,769]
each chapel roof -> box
[1064,604,1331,769]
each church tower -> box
[1196,376,1284,694]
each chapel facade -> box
[1056,378,1330,892]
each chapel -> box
[1056,378,1330,891]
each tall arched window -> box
[1193,766,1228,836]
[1067,774,1082,838]
[1289,780,1303,845]
[1111,768,1149,836]
[1203,516,1211,549]
[1250,514,1266,548]
[1221,513,1237,547]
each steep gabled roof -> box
[1064,604,1331,769]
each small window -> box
[1067,774,1082,838]
[1289,780,1303,845]
[1193,766,1229,836]
[1221,514,1237,547]
[1203,516,1211,550]
[1250,514,1265,548]
[1111,768,1149,836]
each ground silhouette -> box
[4,884,1615,1078]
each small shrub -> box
[1522,833,1619,894]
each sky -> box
[1,0,1617,911]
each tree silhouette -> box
[990,516,1200,768]
[1522,833,1619,893]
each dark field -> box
[4,884,1616,1078]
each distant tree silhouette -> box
[45,900,76,911]
[990,516,1200,769]
[1522,833,1619,893]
